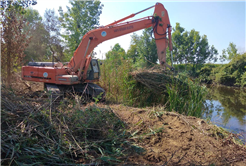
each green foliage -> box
[126,33,141,64]
[101,46,208,117]
[100,44,135,104]
[172,23,186,64]
[23,8,42,25]
[126,28,158,68]
[194,51,246,87]
[197,64,222,83]
[171,23,218,74]
[22,8,65,63]
[23,8,49,63]
[221,42,239,61]
[105,43,126,67]
[214,53,246,86]
[58,0,103,57]
[0,0,37,13]
[137,28,158,66]
[43,9,65,61]
[166,75,208,117]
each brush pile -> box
[130,69,189,94]
[1,85,135,165]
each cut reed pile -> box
[130,69,189,94]
[129,69,207,117]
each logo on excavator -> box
[43,72,48,78]
[114,25,134,33]
[162,11,165,17]
[101,31,107,37]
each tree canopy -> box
[126,28,158,68]
[58,0,103,57]
[0,0,37,12]
[170,23,218,72]
[221,42,239,61]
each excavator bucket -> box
[153,3,173,69]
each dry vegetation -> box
[1,77,246,165]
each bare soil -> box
[106,104,246,166]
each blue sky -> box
[32,0,245,61]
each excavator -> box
[22,2,173,99]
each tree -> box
[127,28,158,67]
[221,42,239,61]
[171,23,218,73]
[23,8,65,63]
[171,23,186,65]
[137,28,158,66]
[0,0,37,11]
[58,0,103,57]
[43,9,65,62]
[23,8,49,62]
[105,43,126,68]
[1,1,37,87]
[126,33,141,63]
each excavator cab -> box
[86,59,100,81]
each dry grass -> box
[1,85,138,165]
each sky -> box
[32,0,246,61]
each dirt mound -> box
[108,104,246,165]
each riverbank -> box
[1,84,246,165]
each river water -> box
[203,85,246,143]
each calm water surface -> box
[203,85,246,143]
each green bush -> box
[214,53,246,87]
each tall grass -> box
[166,73,208,117]
[99,58,136,105]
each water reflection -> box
[203,85,246,142]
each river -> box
[203,85,246,143]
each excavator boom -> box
[68,2,173,80]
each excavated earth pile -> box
[108,104,246,165]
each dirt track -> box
[107,104,246,165]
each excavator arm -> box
[67,2,173,80]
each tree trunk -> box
[6,17,12,88]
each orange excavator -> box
[22,2,173,98]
